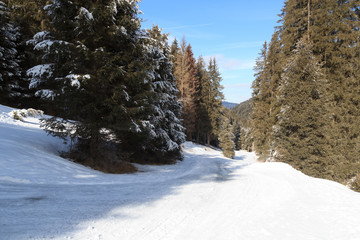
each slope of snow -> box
[0,104,360,240]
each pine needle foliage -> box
[274,39,331,179]
[251,0,360,190]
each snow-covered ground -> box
[1,104,360,240]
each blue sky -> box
[139,0,285,104]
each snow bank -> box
[0,104,360,240]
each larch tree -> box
[173,38,197,141]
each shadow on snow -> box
[0,145,251,239]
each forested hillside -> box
[0,0,237,170]
[229,99,253,152]
[222,101,238,109]
[250,0,360,191]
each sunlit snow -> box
[0,104,360,240]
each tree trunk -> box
[307,0,311,41]
[207,132,211,147]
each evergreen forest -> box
[1,0,360,192]
[0,0,236,172]
[250,0,360,191]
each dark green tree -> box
[229,99,253,151]
[251,30,283,161]
[170,38,179,71]
[204,58,225,146]
[311,0,360,183]
[7,0,48,108]
[274,39,331,178]
[137,25,185,163]
[32,0,182,169]
[233,123,242,150]
[279,0,360,187]
[218,114,235,158]
[0,1,22,105]
[251,42,271,161]
[196,55,211,144]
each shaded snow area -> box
[1,104,360,240]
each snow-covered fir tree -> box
[140,25,185,163]
[0,1,22,104]
[28,0,185,167]
[26,0,83,109]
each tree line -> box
[170,38,235,158]
[0,0,237,171]
[251,0,360,191]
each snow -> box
[33,39,55,51]
[27,64,54,89]
[66,74,90,88]
[34,89,55,99]
[78,7,94,21]
[1,104,360,240]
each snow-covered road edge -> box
[1,104,360,240]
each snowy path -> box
[1,104,360,240]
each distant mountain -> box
[222,101,238,109]
[228,98,253,131]
[230,99,252,121]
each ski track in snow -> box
[0,104,360,240]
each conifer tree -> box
[203,58,225,146]
[251,42,271,161]
[278,0,360,185]
[233,123,242,150]
[311,0,360,182]
[29,0,179,167]
[7,0,48,107]
[139,25,185,163]
[185,44,201,140]
[170,38,179,70]
[251,31,282,161]
[280,0,310,56]
[229,99,253,151]
[8,0,47,37]
[218,114,235,158]
[173,38,198,140]
[196,56,211,144]
[26,0,84,113]
[0,1,22,104]
[274,39,331,178]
